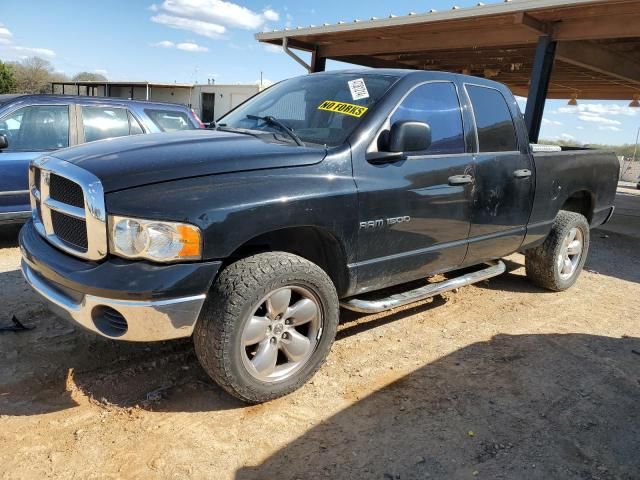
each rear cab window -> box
[144,109,195,132]
[465,85,518,152]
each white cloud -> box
[542,118,563,126]
[578,113,622,126]
[598,126,622,132]
[150,40,208,52]
[576,126,584,130]
[151,14,226,38]
[263,8,279,22]
[263,43,282,54]
[94,69,108,75]
[151,0,279,39]
[253,78,275,88]
[0,25,12,40]
[561,133,575,140]
[176,42,208,52]
[7,45,56,57]
[556,103,638,117]
[150,40,176,48]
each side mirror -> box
[388,120,432,153]
[0,134,8,150]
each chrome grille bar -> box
[30,156,107,261]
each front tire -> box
[525,210,590,291]
[194,252,339,403]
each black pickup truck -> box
[19,70,618,403]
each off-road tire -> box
[525,210,590,291]
[193,252,339,403]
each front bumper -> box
[19,220,222,342]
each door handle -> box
[513,169,532,179]
[448,175,474,186]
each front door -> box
[0,104,72,218]
[353,82,474,294]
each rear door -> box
[353,81,475,292]
[461,83,534,265]
[0,104,72,219]
[78,104,136,143]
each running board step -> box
[340,260,506,314]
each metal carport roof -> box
[256,0,640,141]
[256,0,640,101]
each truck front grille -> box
[50,173,85,208]
[30,157,107,261]
[51,210,88,251]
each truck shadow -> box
[235,333,640,480]
[0,224,21,249]
[0,228,636,417]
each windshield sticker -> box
[317,100,369,118]
[348,78,370,100]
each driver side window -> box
[389,82,465,155]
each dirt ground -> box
[1,188,639,480]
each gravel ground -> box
[0,188,639,480]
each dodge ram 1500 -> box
[19,70,618,403]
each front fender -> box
[105,153,357,263]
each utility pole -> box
[622,126,640,182]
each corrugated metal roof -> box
[255,0,604,41]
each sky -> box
[1,0,638,146]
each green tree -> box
[71,71,108,82]
[8,56,59,94]
[0,61,16,94]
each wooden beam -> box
[556,41,640,86]
[553,14,640,41]
[318,25,539,57]
[514,12,550,35]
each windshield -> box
[218,73,399,147]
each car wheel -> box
[525,210,590,292]
[193,252,339,403]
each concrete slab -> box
[596,186,640,239]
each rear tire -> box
[194,252,339,404]
[525,210,590,291]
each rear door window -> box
[466,85,518,152]
[0,105,69,151]
[144,109,194,132]
[81,106,130,142]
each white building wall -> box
[67,82,260,120]
[191,84,260,121]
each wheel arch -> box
[560,190,595,223]
[224,226,352,297]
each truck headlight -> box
[108,216,202,262]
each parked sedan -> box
[0,95,203,224]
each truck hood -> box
[50,130,326,192]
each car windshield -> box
[218,73,399,147]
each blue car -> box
[0,95,203,224]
